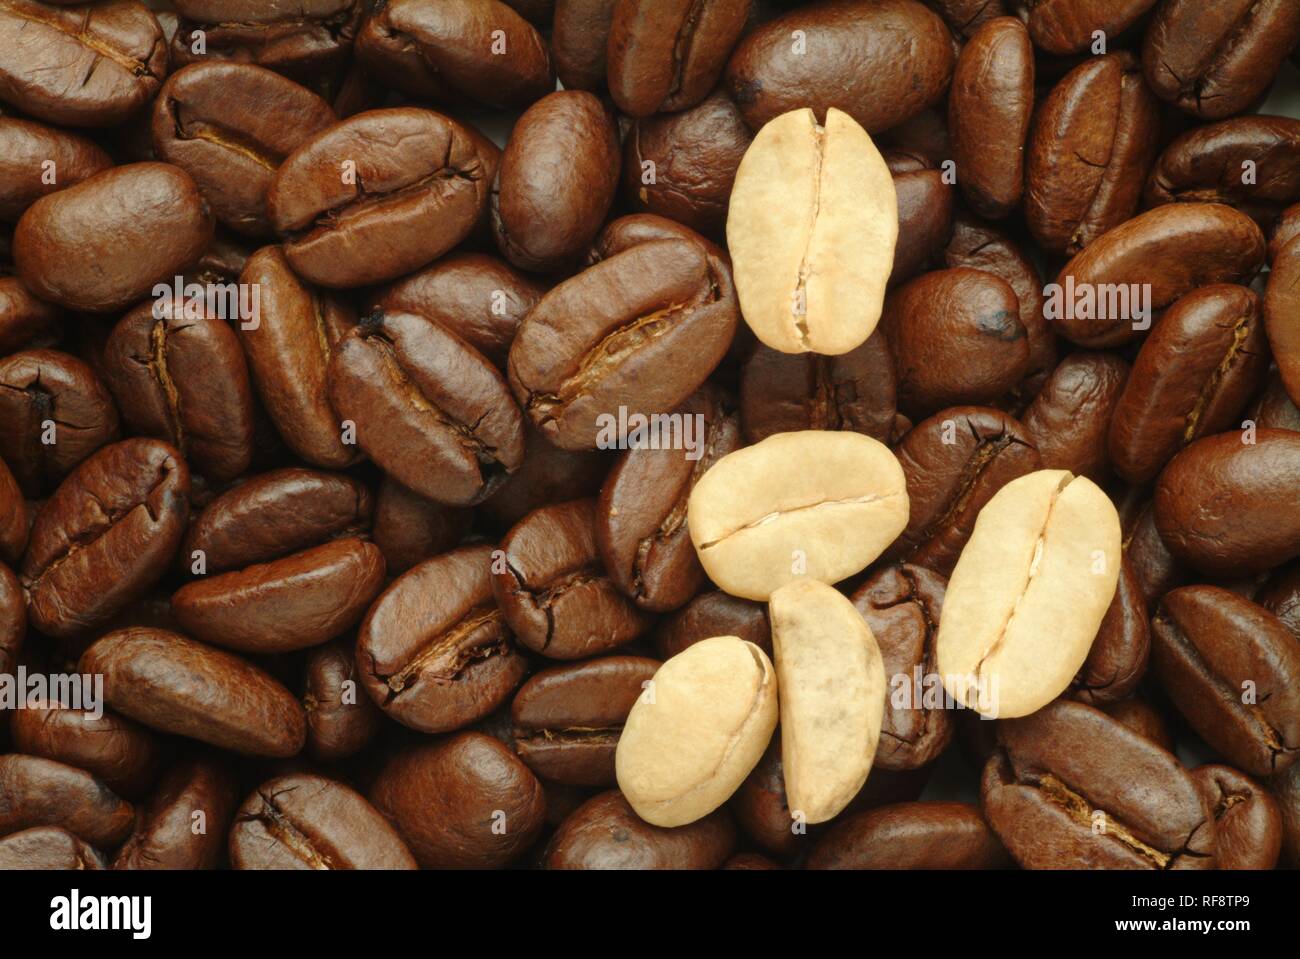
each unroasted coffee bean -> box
[102,303,256,483]
[1155,430,1300,576]
[84,628,306,757]
[607,0,750,117]
[653,589,771,659]
[1072,558,1149,705]
[1023,0,1157,55]
[514,656,660,787]
[508,237,737,449]
[0,0,167,127]
[152,63,337,236]
[302,639,382,763]
[552,0,618,90]
[851,563,951,771]
[617,636,776,826]
[0,349,120,496]
[22,439,189,637]
[808,801,1008,869]
[0,118,112,221]
[1022,353,1130,483]
[543,789,735,869]
[491,91,619,273]
[371,478,471,575]
[358,544,526,735]
[170,1,362,82]
[728,108,896,356]
[369,732,545,869]
[1143,0,1300,119]
[688,431,909,601]
[888,406,1042,575]
[267,108,495,288]
[937,469,1122,718]
[113,756,237,870]
[982,699,1215,869]
[1110,285,1268,484]
[1192,764,1282,870]
[0,826,105,870]
[1151,586,1300,778]
[0,277,60,356]
[10,699,159,799]
[0,754,134,848]
[230,774,417,870]
[1266,235,1300,402]
[725,0,954,134]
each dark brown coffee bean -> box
[1023,0,1157,55]
[1275,759,1300,866]
[1192,764,1282,869]
[653,589,771,660]
[328,310,525,506]
[81,627,307,757]
[851,563,951,770]
[888,162,956,288]
[10,699,159,799]
[1266,234,1300,403]
[1118,492,1185,610]
[1072,558,1149,705]
[512,656,659,787]
[302,638,382,763]
[1251,369,1300,433]
[729,734,805,858]
[543,789,735,869]
[491,91,620,273]
[0,349,120,496]
[982,699,1215,869]
[0,563,23,677]
[369,732,546,869]
[482,425,610,531]
[1155,430,1300,576]
[372,478,471,575]
[1101,697,1176,752]
[1110,285,1268,485]
[22,439,189,637]
[607,0,750,118]
[887,406,1042,575]
[1271,203,1300,263]
[552,0,618,90]
[922,0,1006,38]
[0,459,23,564]
[358,544,527,735]
[267,108,495,288]
[0,826,106,870]
[808,801,1009,869]
[113,756,237,870]
[0,277,60,356]
[1258,561,1300,641]
[588,211,728,263]
[1152,586,1300,778]
[0,753,134,848]
[725,0,954,134]
[508,237,738,450]
[1022,352,1129,483]
[0,118,112,221]
[230,774,417,870]
[493,498,653,659]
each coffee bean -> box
[543,789,735,869]
[1072,557,1150,705]
[1275,759,1300,866]
[807,801,1009,869]
[889,159,955,286]
[1258,561,1300,641]
[0,277,60,356]
[0,118,113,221]
[653,589,771,659]
[552,0,618,91]
[1025,0,1157,55]
[1192,764,1282,870]
[113,756,237,870]
[0,753,135,849]
[1023,353,1130,483]
[302,638,382,763]
[0,826,106,871]
[371,477,471,575]
[1101,697,1176,752]
[9,698,159,799]
[1266,233,1300,403]
[0,563,23,678]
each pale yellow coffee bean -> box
[770,578,886,824]
[936,469,1122,719]
[686,430,909,601]
[727,106,898,356]
[615,635,777,828]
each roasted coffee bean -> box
[543,789,735,869]
[1155,430,1300,576]
[1276,760,1300,866]
[653,589,771,659]
[229,774,417,870]
[888,159,955,286]
[1120,494,1187,609]
[1143,0,1300,119]
[508,237,737,449]
[1252,370,1300,433]
[1110,285,1268,484]
[1192,764,1282,870]
[1022,353,1129,482]
[0,277,60,356]
[1258,561,1300,641]
[0,349,120,496]
[983,700,1215,869]
[113,756,236,870]
[1151,586,1300,778]
[267,108,495,288]
[369,732,545,869]
[1266,235,1300,402]
[514,656,660,787]
[82,627,307,757]
[725,0,954,134]
[21,439,189,637]
[1271,203,1300,262]
[0,457,24,564]
[729,733,806,858]
[888,407,1041,575]
[0,754,134,848]
[302,639,382,763]
[589,210,728,262]
[492,498,652,659]
[607,0,750,118]
[851,563,951,770]
[481,426,609,530]
[355,0,553,108]
[1023,0,1157,55]
[0,826,106,870]
[1101,697,1176,752]
[808,801,1008,869]
[329,310,525,506]
[0,563,23,677]
[371,478,471,575]
[357,544,526,735]
[0,118,112,221]
[491,91,620,273]
[10,699,159,799]
[1072,557,1150,705]
[921,0,1006,38]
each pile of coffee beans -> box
[0,0,1298,871]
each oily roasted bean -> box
[588,211,727,262]
[230,774,417,870]
[0,563,23,677]
[552,0,618,91]
[1251,370,1300,432]
[606,0,751,118]
[653,589,771,660]
[1072,558,1150,705]
[1266,235,1300,403]
[729,733,808,858]
[357,544,527,735]
[807,801,1008,869]
[10,699,159,799]
[1151,586,1300,778]
[267,108,496,289]
[512,656,660,787]
[481,426,609,531]
[543,789,735,869]
[81,627,307,757]
[1023,0,1157,55]
[0,458,23,564]
[1101,697,1176,753]
[1258,561,1300,641]
[1192,764,1282,870]
[1271,203,1300,263]
[1022,353,1130,483]
[329,310,525,506]
[982,700,1215,869]
[508,238,737,450]
[371,477,471,575]
[1276,760,1300,866]
[113,756,237,870]
[922,0,1007,38]
[492,498,652,659]
[0,277,60,356]
[0,827,106,870]
[888,162,955,287]
[369,732,545,869]
[21,439,189,637]
[1120,494,1187,609]
[0,754,134,848]
[0,118,112,221]
[0,349,120,496]
[302,638,382,763]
